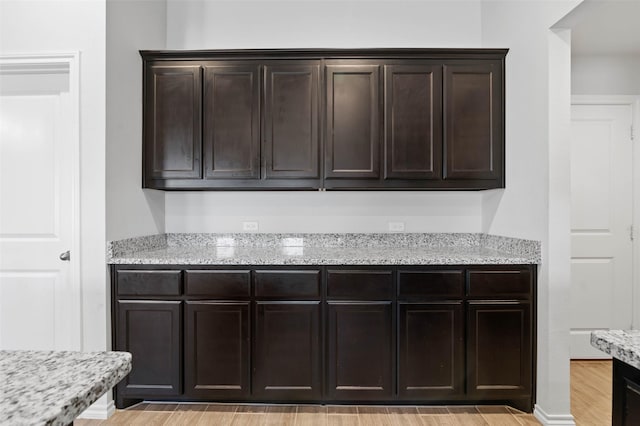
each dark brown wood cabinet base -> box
[613,358,640,425]
[111,264,535,411]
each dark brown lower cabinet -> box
[327,302,393,400]
[613,359,640,426]
[184,301,250,399]
[112,264,535,411]
[253,302,322,400]
[398,302,464,399]
[467,301,532,411]
[115,300,182,406]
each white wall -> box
[0,0,107,352]
[106,0,166,242]
[166,0,482,50]
[481,1,580,423]
[164,0,484,234]
[572,54,640,95]
[166,192,483,233]
[0,0,110,417]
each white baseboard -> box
[76,399,115,420]
[534,405,576,425]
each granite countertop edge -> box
[107,232,541,266]
[591,330,640,370]
[0,350,132,425]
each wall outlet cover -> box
[242,221,259,231]
[388,221,405,232]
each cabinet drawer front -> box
[255,270,321,299]
[398,270,463,299]
[327,270,393,300]
[467,269,531,299]
[117,270,182,297]
[185,270,251,298]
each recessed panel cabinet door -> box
[204,64,260,179]
[384,64,442,180]
[467,301,531,400]
[253,302,321,400]
[398,302,464,399]
[327,302,393,400]
[116,300,182,398]
[184,301,250,399]
[144,65,202,181]
[443,62,503,181]
[264,63,320,179]
[325,65,380,179]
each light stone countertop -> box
[107,233,541,265]
[591,330,640,369]
[0,350,132,425]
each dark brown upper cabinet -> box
[325,63,381,182]
[444,61,503,182]
[264,62,320,180]
[141,49,506,190]
[384,63,442,181]
[203,63,261,180]
[143,64,202,182]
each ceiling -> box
[566,0,640,56]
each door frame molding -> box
[572,95,640,333]
[0,52,82,349]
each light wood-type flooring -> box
[75,360,612,426]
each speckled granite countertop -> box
[0,350,132,425]
[107,233,540,265]
[591,330,640,369]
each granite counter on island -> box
[0,350,131,425]
[591,330,640,425]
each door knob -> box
[59,250,70,261]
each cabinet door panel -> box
[325,65,380,179]
[254,302,321,400]
[384,64,442,180]
[116,300,182,397]
[204,64,260,179]
[467,302,531,399]
[184,302,250,399]
[398,302,464,399]
[327,302,392,400]
[444,62,502,181]
[145,65,202,180]
[264,63,320,179]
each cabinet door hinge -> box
[631,225,635,241]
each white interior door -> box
[0,56,80,350]
[570,102,634,359]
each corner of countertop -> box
[107,233,168,262]
[480,233,541,264]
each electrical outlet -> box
[242,221,259,231]
[388,221,405,232]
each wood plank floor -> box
[75,360,612,425]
